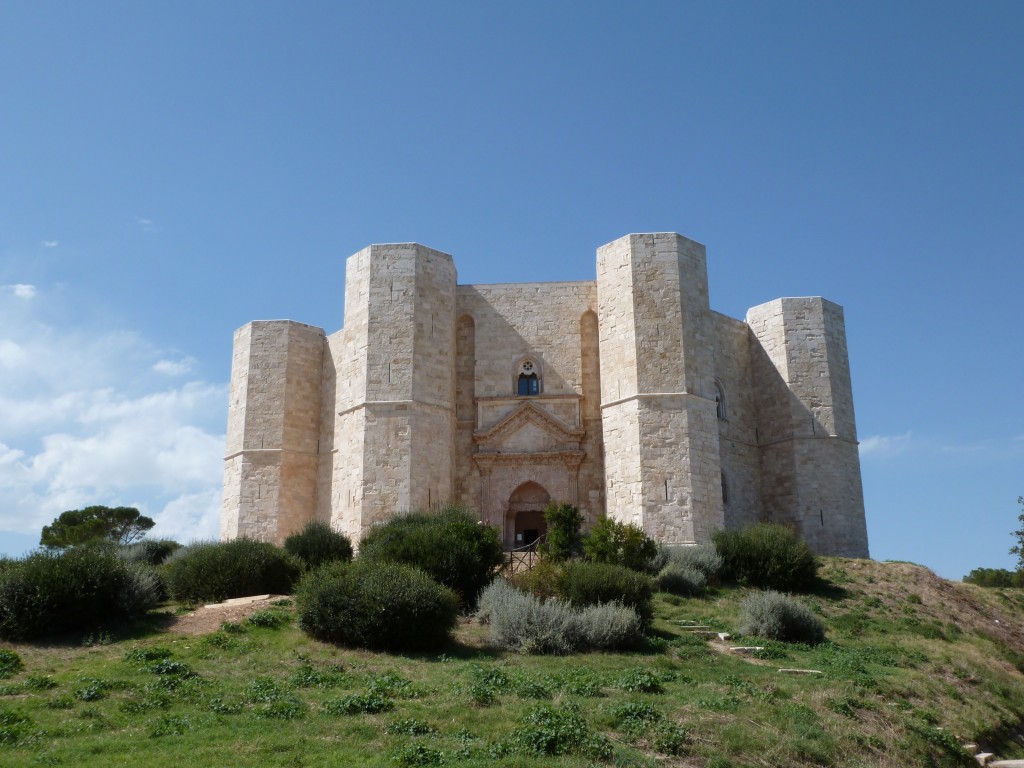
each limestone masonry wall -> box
[222,232,869,558]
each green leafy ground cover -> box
[1,558,1023,767]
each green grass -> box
[0,557,1022,766]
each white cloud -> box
[0,291,226,547]
[153,357,195,376]
[41,241,58,249]
[2,284,36,300]
[150,489,222,544]
[135,217,158,233]
[859,431,913,458]
[0,340,27,367]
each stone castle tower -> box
[222,233,869,557]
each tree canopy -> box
[1010,496,1024,571]
[40,506,155,548]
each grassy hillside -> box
[1,558,1023,767]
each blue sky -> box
[1,2,1021,579]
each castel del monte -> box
[221,232,869,558]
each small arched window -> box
[517,359,540,396]
[714,381,727,421]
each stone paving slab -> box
[203,594,276,609]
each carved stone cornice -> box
[473,450,585,471]
[473,401,584,447]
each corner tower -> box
[596,233,724,544]
[325,244,457,539]
[221,320,325,543]
[747,297,869,557]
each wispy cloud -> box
[859,431,913,458]
[153,358,196,377]
[3,284,36,300]
[135,216,159,233]
[41,240,58,249]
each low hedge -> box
[163,539,302,603]
[557,560,654,626]
[283,520,353,570]
[358,506,504,606]
[295,560,458,651]
[0,546,161,640]
[712,523,818,592]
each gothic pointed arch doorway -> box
[506,481,550,550]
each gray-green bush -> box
[295,560,459,651]
[738,590,826,644]
[656,543,722,581]
[655,563,707,596]
[478,579,642,654]
[120,539,181,566]
[163,539,303,603]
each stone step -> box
[777,668,823,675]
[204,594,274,609]
[976,753,994,766]
[730,646,765,655]
[990,760,1024,767]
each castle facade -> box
[221,233,869,557]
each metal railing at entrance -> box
[504,534,547,576]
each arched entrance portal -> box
[507,481,550,549]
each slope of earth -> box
[0,558,1022,768]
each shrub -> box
[656,563,707,597]
[392,743,444,767]
[583,517,658,571]
[283,520,353,570]
[657,544,723,581]
[323,692,394,715]
[712,523,819,592]
[557,560,654,626]
[358,505,504,606]
[478,579,642,654]
[738,590,826,644]
[119,563,166,613]
[0,651,23,679]
[510,557,562,600]
[295,560,458,651]
[0,547,160,640]
[963,567,1024,588]
[539,502,583,562]
[573,601,644,650]
[501,702,612,759]
[245,608,290,628]
[120,539,181,566]
[163,539,303,603]
[479,580,579,654]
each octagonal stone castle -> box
[221,233,869,557]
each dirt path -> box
[165,594,288,636]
